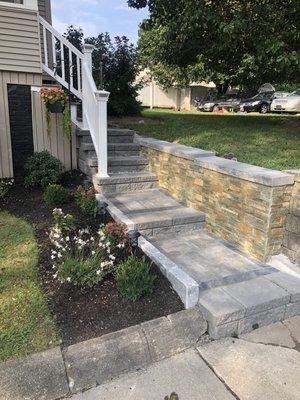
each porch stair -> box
[89,129,300,340]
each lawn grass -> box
[117,109,300,170]
[0,212,59,362]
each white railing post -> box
[95,91,110,178]
[82,44,94,130]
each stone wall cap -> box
[195,156,295,186]
[137,135,215,160]
[284,169,300,182]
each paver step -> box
[99,189,205,236]
[149,231,277,292]
[81,156,149,173]
[80,142,140,157]
[94,171,158,194]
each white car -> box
[271,89,300,114]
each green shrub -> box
[43,184,70,206]
[24,151,63,188]
[52,208,76,233]
[116,255,156,301]
[75,185,98,217]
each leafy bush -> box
[52,208,76,233]
[116,255,156,301]
[49,226,117,287]
[24,151,63,188]
[75,185,98,217]
[0,178,14,199]
[43,184,70,206]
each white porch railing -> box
[38,16,110,178]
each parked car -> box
[200,94,242,112]
[270,89,300,114]
[239,92,275,114]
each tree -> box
[64,27,141,115]
[128,0,300,94]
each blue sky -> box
[52,0,148,43]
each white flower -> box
[57,252,62,259]
[66,277,71,282]
[91,250,95,255]
[51,255,56,260]
[66,236,70,242]
[53,273,58,279]
[96,270,101,275]
[109,254,115,261]
[117,242,125,249]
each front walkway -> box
[67,316,300,400]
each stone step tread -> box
[148,231,274,291]
[98,171,158,185]
[80,142,140,151]
[104,189,205,230]
[84,156,149,167]
[107,128,134,136]
[197,271,300,338]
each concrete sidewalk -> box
[67,316,300,400]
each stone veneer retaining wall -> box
[282,170,300,264]
[137,135,295,262]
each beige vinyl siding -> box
[38,0,52,23]
[0,7,42,74]
[0,71,42,178]
[31,90,77,171]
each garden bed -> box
[0,174,183,351]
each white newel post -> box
[82,44,94,130]
[95,90,110,178]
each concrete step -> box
[99,189,205,236]
[94,171,158,194]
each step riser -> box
[109,165,149,173]
[79,160,149,175]
[80,136,134,145]
[95,180,158,194]
[138,222,205,238]
[80,149,140,157]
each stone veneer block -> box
[264,272,300,302]
[198,287,245,325]
[166,267,199,309]
[208,321,239,340]
[285,302,300,319]
[222,277,290,316]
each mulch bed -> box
[0,173,183,347]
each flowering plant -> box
[75,185,98,217]
[52,208,76,233]
[50,227,116,287]
[40,87,72,140]
[40,87,68,107]
[49,220,129,287]
[0,178,14,199]
[99,222,128,249]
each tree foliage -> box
[128,0,300,93]
[64,27,141,116]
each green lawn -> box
[117,109,300,170]
[0,212,58,362]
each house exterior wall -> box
[0,71,42,178]
[31,89,77,172]
[0,6,42,74]
[38,0,51,23]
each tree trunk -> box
[216,82,230,95]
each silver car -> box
[271,89,300,114]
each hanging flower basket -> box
[40,87,72,140]
[47,102,65,114]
